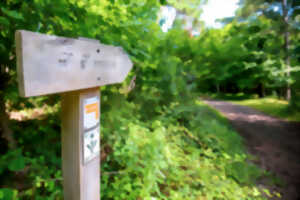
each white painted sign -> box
[83,96,99,129]
[84,127,100,164]
[15,30,133,97]
[83,96,100,164]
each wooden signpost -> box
[15,30,133,200]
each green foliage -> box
[188,19,296,96]
[0,95,274,199]
[225,161,261,184]
[0,116,63,199]
[99,97,269,199]
[0,149,25,173]
[0,0,295,199]
[0,188,18,200]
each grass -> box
[230,98,300,122]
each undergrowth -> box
[0,94,276,199]
[99,96,272,200]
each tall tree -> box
[282,0,291,100]
[237,0,299,100]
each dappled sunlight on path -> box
[204,100,300,200]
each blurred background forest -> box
[0,0,299,199]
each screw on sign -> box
[15,30,133,200]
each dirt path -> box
[204,100,300,200]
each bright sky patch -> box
[201,0,239,28]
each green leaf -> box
[7,150,25,172]
[0,43,6,53]
[160,0,167,5]
[1,8,24,20]
[226,161,261,184]
[36,181,41,188]
[48,180,55,191]
[8,156,25,172]
[0,188,18,200]
[0,17,10,26]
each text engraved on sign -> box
[80,53,90,69]
[58,52,73,67]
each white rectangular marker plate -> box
[83,96,100,164]
[83,127,100,164]
[83,96,99,129]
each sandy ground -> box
[204,100,300,200]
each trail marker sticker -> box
[83,96,99,129]
[83,96,100,164]
[84,127,100,164]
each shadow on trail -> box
[204,100,300,200]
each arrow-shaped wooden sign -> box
[15,30,133,200]
[16,30,133,97]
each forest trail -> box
[204,100,300,200]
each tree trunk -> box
[216,83,220,94]
[0,66,16,149]
[262,83,265,98]
[282,0,291,101]
[258,83,265,98]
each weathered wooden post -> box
[15,30,133,200]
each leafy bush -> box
[0,94,273,199]
[99,96,269,200]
